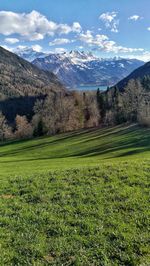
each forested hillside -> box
[0,46,64,99]
[101,61,150,127]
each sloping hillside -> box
[103,61,150,126]
[0,124,149,177]
[0,125,150,265]
[0,46,64,99]
[116,61,150,90]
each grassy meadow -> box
[0,124,150,265]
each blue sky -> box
[0,0,150,60]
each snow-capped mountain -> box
[68,50,97,64]
[32,51,144,88]
[15,48,144,88]
[14,46,47,62]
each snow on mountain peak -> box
[14,46,47,62]
[64,50,98,65]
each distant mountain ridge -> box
[32,51,144,88]
[13,47,144,88]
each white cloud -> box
[31,44,42,52]
[14,45,27,50]
[131,51,150,62]
[49,38,74,46]
[0,10,82,41]
[78,46,84,50]
[4,37,19,44]
[72,22,82,33]
[99,11,119,33]
[4,44,43,54]
[79,30,144,54]
[1,45,13,51]
[79,30,108,46]
[128,15,141,21]
[53,47,67,53]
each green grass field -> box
[0,124,150,265]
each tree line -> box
[0,76,150,141]
[0,90,101,141]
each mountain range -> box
[14,47,144,88]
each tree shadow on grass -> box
[0,125,128,157]
[0,124,149,163]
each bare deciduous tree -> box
[0,112,12,141]
[15,115,33,139]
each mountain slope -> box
[32,51,144,88]
[116,61,150,90]
[0,46,64,99]
[104,61,150,126]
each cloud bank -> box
[0,10,82,41]
[79,31,144,53]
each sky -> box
[0,0,150,61]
